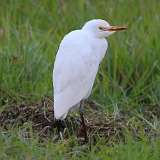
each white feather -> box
[53,20,108,119]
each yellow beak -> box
[101,25,127,32]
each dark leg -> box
[79,101,88,142]
[55,119,66,140]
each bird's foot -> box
[55,119,66,140]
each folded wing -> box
[53,31,99,119]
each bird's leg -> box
[55,119,66,140]
[79,101,88,142]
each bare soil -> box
[1,97,160,143]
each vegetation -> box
[0,0,160,159]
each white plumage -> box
[53,19,127,120]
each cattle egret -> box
[53,19,127,140]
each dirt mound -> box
[0,97,160,143]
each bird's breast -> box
[89,38,108,63]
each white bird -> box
[53,19,127,139]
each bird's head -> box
[82,19,127,38]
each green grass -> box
[0,129,160,160]
[0,0,160,159]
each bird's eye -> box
[99,26,104,30]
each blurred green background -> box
[0,0,160,159]
[1,0,160,109]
